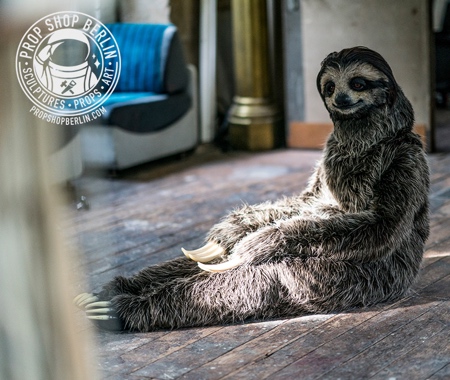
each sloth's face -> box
[319,62,390,119]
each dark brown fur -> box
[90,47,429,332]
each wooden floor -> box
[68,145,450,380]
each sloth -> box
[75,46,429,332]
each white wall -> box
[301,0,431,128]
[119,0,170,23]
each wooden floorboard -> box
[67,145,450,379]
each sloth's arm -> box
[206,165,324,252]
[229,149,428,265]
[206,199,305,252]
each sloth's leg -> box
[75,258,199,304]
[88,265,287,332]
[75,258,202,331]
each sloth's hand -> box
[192,225,287,273]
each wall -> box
[289,0,431,148]
[119,0,170,23]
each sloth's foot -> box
[182,242,244,272]
[73,293,124,331]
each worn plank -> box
[319,301,449,379]
[428,363,450,379]
[249,298,440,380]
[99,327,222,377]
[371,325,450,380]
[218,311,382,380]
[131,320,285,379]
[180,315,335,380]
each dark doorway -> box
[434,0,450,152]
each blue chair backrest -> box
[106,23,177,94]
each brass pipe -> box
[229,0,281,150]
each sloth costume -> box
[75,47,430,332]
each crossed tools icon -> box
[61,80,76,94]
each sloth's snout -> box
[334,93,353,108]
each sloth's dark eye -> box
[325,81,335,96]
[351,78,367,91]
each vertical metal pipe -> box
[200,0,217,143]
[229,0,281,150]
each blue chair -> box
[81,23,198,170]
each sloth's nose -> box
[335,93,352,107]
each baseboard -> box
[288,121,428,149]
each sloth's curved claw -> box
[73,292,92,304]
[86,301,111,309]
[181,241,225,263]
[86,308,114,315]
[197,256,245,273]
[73,293,99,309]
[85,301,124,331]
[87,315,118,321]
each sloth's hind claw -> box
[73,293,99,309]
[86,301,111,309]
[85,300,124,331]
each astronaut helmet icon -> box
[34,28,100,97]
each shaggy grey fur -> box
[88,47,429,332]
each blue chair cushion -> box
[106,23,189,95]
[101,23,191,133]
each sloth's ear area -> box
[320,51,339,67]
[387,82,399,107]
